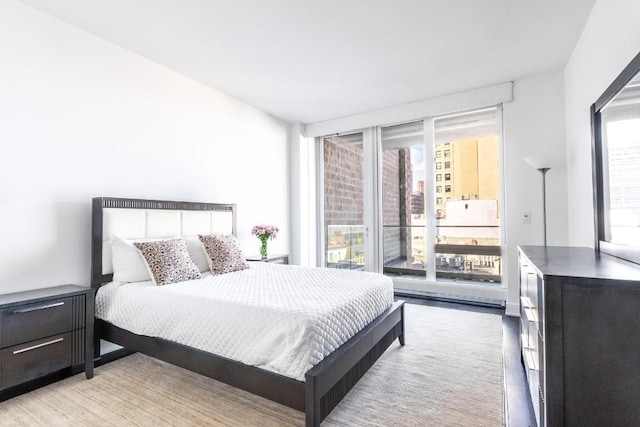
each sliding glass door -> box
[322,132,366,270]
[380,121,427,277]
[318,107,504,302]
[432,109,502,284]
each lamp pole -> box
[524,156,552,247]
[539,167,550,246]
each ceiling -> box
[20,0,596,124]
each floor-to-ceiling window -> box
[322,133,365,270]
[380,121,427,276]
[319,106,504,301]
[432,108,502,284]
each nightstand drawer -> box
[1,332,72,389]
[1,297,73,348]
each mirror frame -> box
[591,50,640,264]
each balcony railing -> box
[326,224,365,270]
[325,223,502,282]
[383,224,501,283]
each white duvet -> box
[95,262,394,381]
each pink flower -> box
[251,225,279,240]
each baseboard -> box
[395,291,504,310]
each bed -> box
[91,197,405,426]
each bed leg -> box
[399,302,406,346]
[305,374,321,427]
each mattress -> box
[95,262,394,381]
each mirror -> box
[592,51,640,264]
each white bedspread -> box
[95,262,394,381]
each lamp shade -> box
[524,156,552,170]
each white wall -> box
[503,73,569,315]
[565,0,640,247]
[0,1,289,294]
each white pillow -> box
[112,235,151,282]
[182,236,210,273]
[112,235,210,282]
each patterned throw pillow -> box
[133,239,202,286]
[198,234,249,275]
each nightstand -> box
[0,285,93,400]
[246,254,289,264]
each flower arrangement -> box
[251,225,279,259]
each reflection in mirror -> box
[600,72,640,247]
[593,50,640,264]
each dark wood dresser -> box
[0,285,93,399]
[519,246,640,427]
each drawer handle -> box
[13,337,64,355]
[13,301,64,314]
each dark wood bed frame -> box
[91,197,405,426]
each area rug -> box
[0,303,503,426]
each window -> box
[380,121,425,275]
[319,106,503,291]
[434,108,501,283]
[323,133,365,270]
[593,51,640,264]
[445,161,451,169]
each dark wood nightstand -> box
[246,254,289,264]
[0,285,93,400]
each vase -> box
[260,238,268,259]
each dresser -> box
[0,285,93,399]
[519,246,640,426]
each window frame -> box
[315,105,506,302]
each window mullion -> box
[363,127,378,273]
[424,118,436,281]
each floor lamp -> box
[524,156,551,246]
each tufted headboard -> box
[91,197,236,288]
